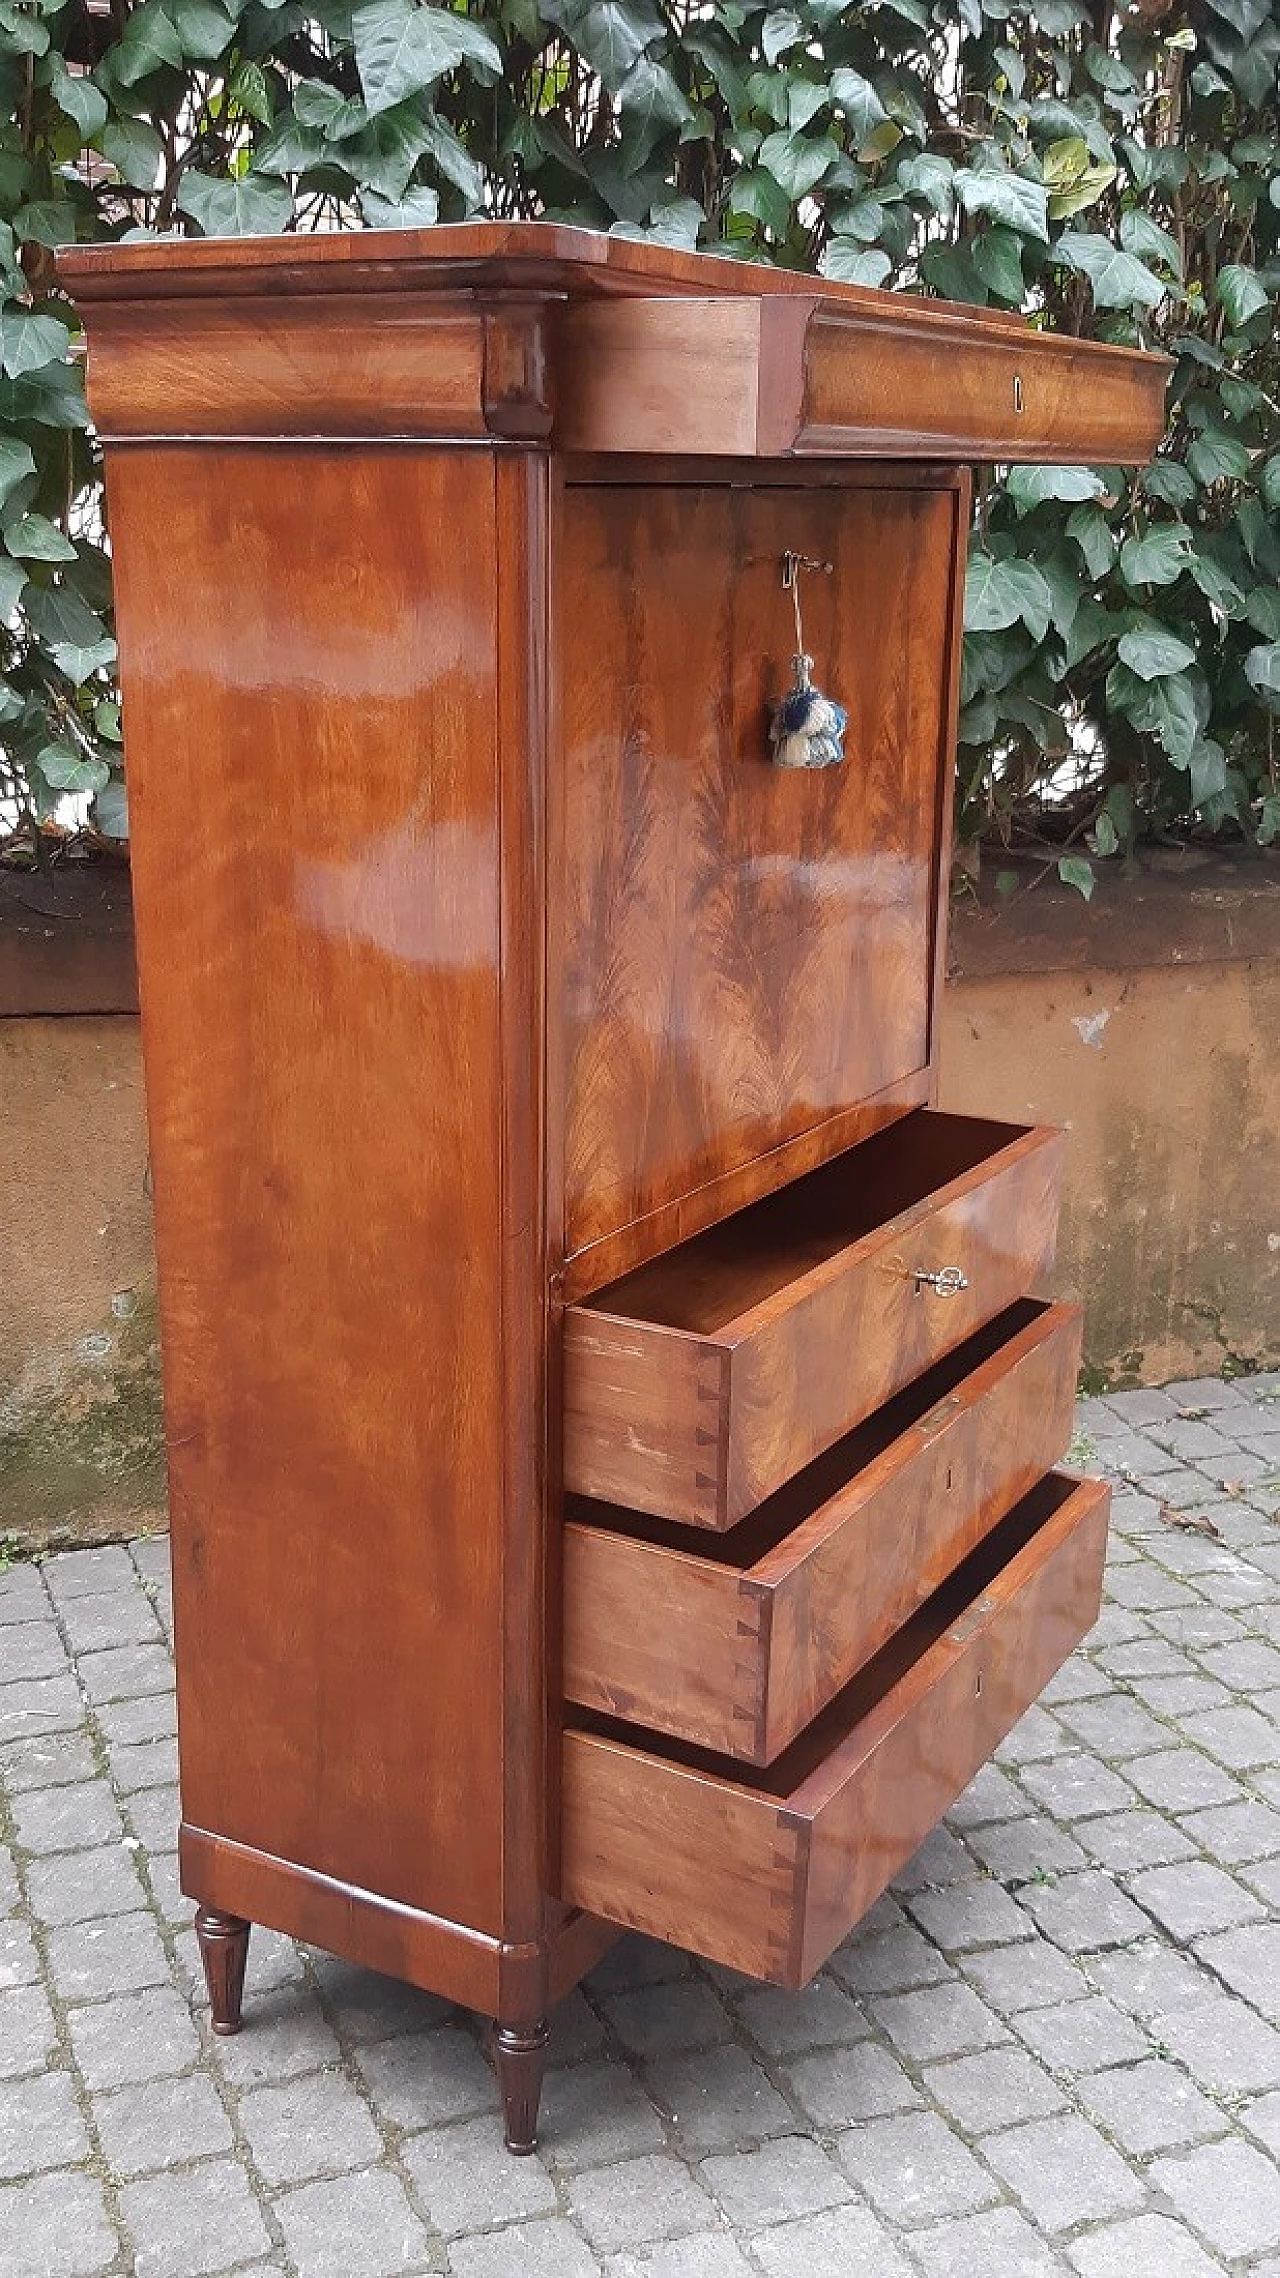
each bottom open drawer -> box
[560,1471,1108,1987]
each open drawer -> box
[565,1297,1082,1764]
[561,1471,1108,1987]
[564,1109,1063,1529]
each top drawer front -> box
[559,478,958,1261]
[564,1110,1063,1530]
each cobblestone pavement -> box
[3,1374,1280,2278]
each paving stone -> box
[344,2024,498,2138]
[1182,1703,1279,1769]
[924,2045,1067,2134]
[120,2157,273,2277]
[830,1922,953,1995]
[1087,1942,1219,2020]
[981,2111,1146,2232]
[308,1953,454,2041]
[93,1691,176,1747]
[402,2112,557,2233]
[963,1817,1088,1883]
[1079,2059,1225,2156]
[1054,1696,1169,1756]
[996,1705,1065,1765]
[0,1622,68,1683]
[782,2039,919,2129]
[0,2170,117,2277]
[237,2065,385,2183]
[1124,1749,1241,1813]
[121,1781,179,1854]
[947,1762,1036,1825]
[735,1975,869,2057]
[587,1935,694,1995]
[0,1980,57,2076]
[603,1981,733,2059]
[567,2151,715,2252]
[75,1641,173,1706]
[24,1842,145,1927]
[1012,1994,1147,2074]
[93,2072,234,2177]
[104,1735,179,1793]
[0,1729,97,1791]
[58,1591,162,1654]
[894,1823,976,1892]
[834,2108,999,2224]
[747,2202,914,2278]
[1149,2136,1280,2258]
[43,1546,137,1600]
[1147,1607,1246,1650]
[1246,2090,1280,2158]
[648,2042,794,2153]
[277,2167,430,2278]
[1019,1755,1137,1821]
[907,2203,1069,2278]
[539,2058,666,2172]
[1151,1994,1280,2095]
[700,2136,850,2230]
[908,1878,1034,1951]
[960,1940,1090,2014]
[607,2237,754,2278]
[1132,1675,1232,1720]
[1200,1637,1280,1690]
[0,1565,48,1624]
[1129,1858,1265,1938]
[0,1674,86,1744]
[1245,1854,1280,1908]
[1105,1563,1199,1612]
[68,1983,202,2090]
[0,1916,41,1989]
[449,2216,602,2278]
[1067,2213,1229,2278]
[1013,1870,1150,1954]
[1076,1808,1197,1873]
[0,2068,88,2178]
[9,1779,124,1856]
[0,1846,16,1913]
[208,1982,343,2086]
[870,1979,1009,2062]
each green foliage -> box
[0,0,1276,878]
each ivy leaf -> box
[1066,503,1117,578]
[970,226,1024,304]
[1119,526,1192,587]
[1117,625,1198,679]
[964,552,1053,642]
[25,586,118,681]
[48,57,109,138]
[0,436,36,509]
[177,171,292,235]
[1006,465,1104,515]
[1217,263,1269,328]
[351,0,501,117]
[98,117,165,188]
[759,129,839,200]
[955,167,1049,241]
[1119,209,1182,276]
[820,241,891,286]
[1142,460,1196,508]
[1186,432,1251,486]
[829,67,888,149]
[762,8,802,62]
[113,2,185,83]
[574,0,663,91]
[167,0,237,60]
[0,309,72,380]
[35,743,110,794]
[94,779,129,837]
[361,184,440,226]
[1058,855,1094,900]
[3,510,76,560]
[616,52,693,138]
[1058,232,1165,310]
[1244,643,1280,700]
[0,557,27,616]
[896,152,952,212]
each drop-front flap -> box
[58,219,1168,464]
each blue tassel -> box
[770,653,848,770]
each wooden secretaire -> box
[59,224,1167,2153]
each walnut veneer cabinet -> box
[60,223,1167,2153]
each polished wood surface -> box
[561,1473,1109,1983]
[565,1110,1063,1528]
[194,1908,250,2036]
[61,222,1168,467]
[565,1297,1082,1761]
[559,479,957,1258]
[107,444,536,1945]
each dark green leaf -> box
[3,510,76,560]
[955,166,1049,241]
[1244,643,1280,700]
[1006,465,1104,515]
[1065,504,1117,578]
[1058,232,1165,310]
[1119,526,1192,588]
[352,0,501,117]
[176,170,292,234]
[0,310,71,380]
[1186,432,1251,486]
[1058,855,1094,900]
[1116,625,1197,679]
[48,57,109,136]
[1216,263,1269,328]
[964,552,1053,642]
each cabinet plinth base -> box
[494,2018,551,2154]
[195,1907,251,2036]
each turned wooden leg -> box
[195,1907,251,2036]
[494,2017,550,2154]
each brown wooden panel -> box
[107,444,521,1939]
[560,1473,1109,1985]
[559,481,956,1258]
[565,1109,1063,1528]
[564,1296,1082,1761]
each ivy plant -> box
[0,0,1276,884]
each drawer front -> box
[561,1473,1108,1986]
[565,1298,1083,1763]
[565,1110,1063,1529]
[558,478,958,1260]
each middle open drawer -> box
[565,1296,1081,1763]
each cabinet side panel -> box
[107,445,507,1935]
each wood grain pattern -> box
[560,1473,1110,1984]
[564,1297,1083,1761]
[559,480,956,1259]
[108,444,528,1942]
[565,1110,1064,1528]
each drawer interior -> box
[568,1295,1059,1565]
[568,1470,1091,1791]
[582,1110,1032,1334]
